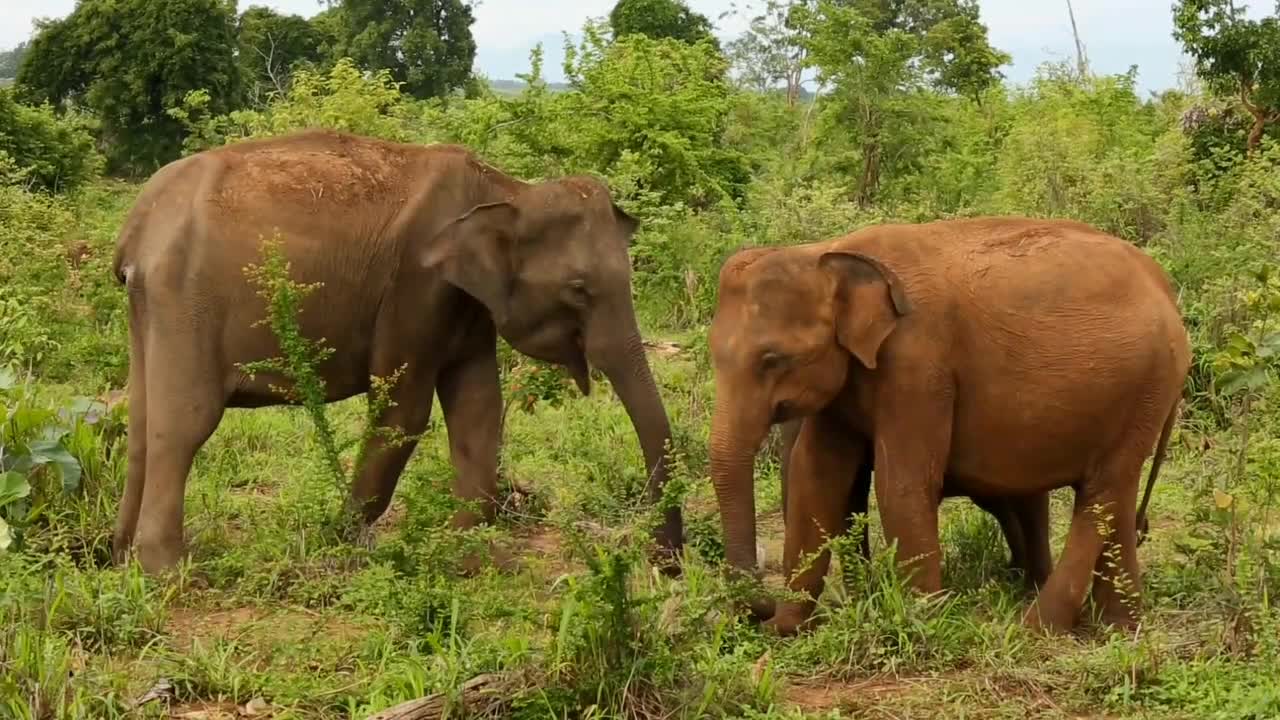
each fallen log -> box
[365,673,514,720]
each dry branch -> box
[365,673,516,720]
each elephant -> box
[707,216,1190,636]
[110,129,684,574]
[776,418,1053,593]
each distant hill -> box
[483,77,574,96]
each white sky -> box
[1,0,1272,93]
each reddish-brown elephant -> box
[708,216,1190,635]
[776,418,1053,594]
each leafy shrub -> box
[563,22,750,210]
[0,371,127,562]
[989,66,1170,242]
[0,88,101,193]
[170,57,411,153]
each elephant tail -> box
[1135,399,1179,547]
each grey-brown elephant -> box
[110,129,683,574]
[776,418,1053,593]
[708,216,1189,635]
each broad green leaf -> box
[0,471,31,506]
[1225,332,1255,355]
[1219,367,1271,396]
[26,440,82,493]
[1213,488,1234,510]
[0,517,11,552]
[0,366,14,391]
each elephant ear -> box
[612,202,640,243]
[421,202,520,326]
[819,251,912,370]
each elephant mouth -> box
[770,401,798,425]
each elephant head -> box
[421,176,683,561]
[707,244,911,597]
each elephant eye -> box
[760,350,787,372]
[564,278,591,307]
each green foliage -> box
[795,0,1008,205]
[724,0,812,103]
[16,0,241,173]
[1213,264,1280,398]
[0,87,101,193]
[564,22,749,209]
[609,0,721,49]
[334,0,478,100]
[0,184,132,385]
[988,66,1170,241]
[4,1,1280,716]
[169,58,410,152]
[1174,0,1280,153]
[236,5,327,104]
[0,372,127,561]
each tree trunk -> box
[857,139,881,207]
[1246,109,1267,155]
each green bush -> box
[169,57,412,152]
[0,88,101,194]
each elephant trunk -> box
[708,387,773,614]
[589,324,684,564]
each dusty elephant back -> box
[113,130,513,285]
[110,130,520,404]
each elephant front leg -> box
[1018,493,1053,592]
[870,401,952,595]
[768,416,866,636]
[437,347,507,575]
[347,370,436,527]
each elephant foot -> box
[110,534,135,566]
[762,601,818,637]
[135,537,185,576]
[744,595,777,623]
[1020,598,1078,635]
[649,543,685,579]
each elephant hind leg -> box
[132,328,227,573]
[1088,487,1142,629]
[112,317,148,564]
[1023,454,1143,633]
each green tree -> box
[724,0,813,105]
[1173,0,1280,154]
[796,0,1008,204]
[563,21,748,208]
[237,6,325,104]
[609,0,720,48]
[15,0,240,173]
[334,0,478,99]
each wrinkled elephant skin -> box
[707,216,1190,636]
[110,129,683,575]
